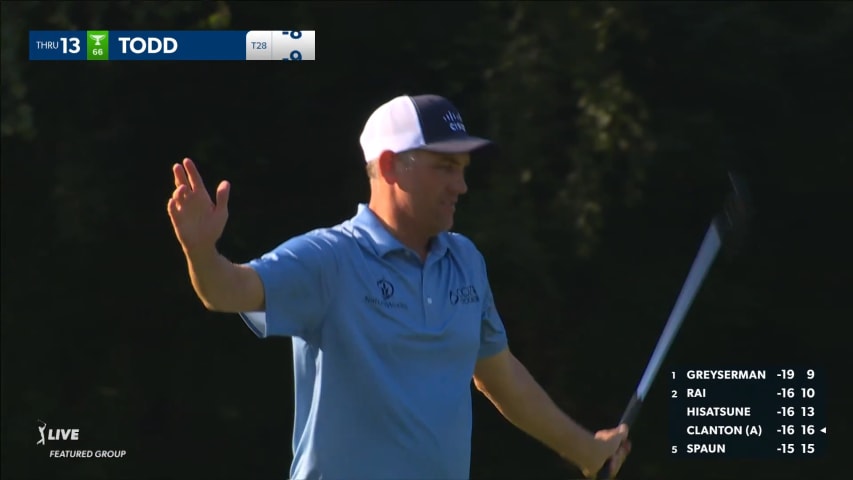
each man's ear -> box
[377,150,398,183]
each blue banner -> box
[29,30,316,61]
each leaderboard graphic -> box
[29,30,315,61]
[669,366,827,458]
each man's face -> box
[394,149,470,234]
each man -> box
[167,94,630,479]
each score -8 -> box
[274,30,316,61]
[61,37,81,54]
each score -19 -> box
[779,369,816,380]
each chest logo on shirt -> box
[377,279,395,300]
[450,285,480,305]
[364,279,409,310]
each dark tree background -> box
[2,2,849,479]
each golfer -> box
[167,94,631,479]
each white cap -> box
[358,94,492,162]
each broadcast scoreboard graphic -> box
[28,30,315,61]
[669,366,828,459]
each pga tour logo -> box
[37,420,78,445]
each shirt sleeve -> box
[477,262,509,359]
[239,230,338,340]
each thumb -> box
[215,180,231,210]
[617,424,629,442]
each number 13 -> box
[61,37,81,54]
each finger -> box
[608,449,628,476]
[612,436,630,457]
[182,157,208,195]
[167,198,181,223]
[215,180,230,209]
[609,457,624,478]
[172,184,189,201]
[608,441,631,477]
[615,424,630,443]
[173,163,189,188]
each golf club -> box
[594,172,754,479]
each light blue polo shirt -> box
[239,203,508,480]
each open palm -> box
[167,158,231,252]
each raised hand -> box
[167,158,231,253]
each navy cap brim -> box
[419,137,493,154]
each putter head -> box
[713,171,755,258]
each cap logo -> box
[442,110,466,132]
[359,95,492,162]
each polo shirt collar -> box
[351,203,449,260]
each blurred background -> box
[2,1,849,479]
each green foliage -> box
[1,1,39,139]
[459,2,653,263]
[1,1,231,141]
